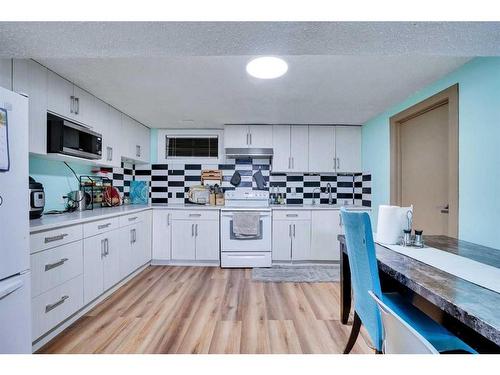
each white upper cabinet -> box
[13,59,48,155]
[308,126,336,173]
[224,125,273,149]
[102,107,123,168]
[0,59,12,90]
[335,126,361,173]
[47,70,74,120]
[271,125,309,172]
[72,86,96,128]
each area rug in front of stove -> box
[252,265,340,282]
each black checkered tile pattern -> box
[107,159,372,207]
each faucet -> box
[327,183,333,205]
[312,187,321,205]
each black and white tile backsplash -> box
[106,159,371,207]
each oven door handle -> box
[221,214,270,218]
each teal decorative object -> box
[130,181,148,204]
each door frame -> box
[389,84,459,237]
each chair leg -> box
[343,312,362,354]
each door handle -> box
[246,133,249,145]
[195,224,198,237]
[191,223,194,237]
[289,224,292,238]
[44,233,68,244]
[70,96,75,114]
[130,229,134,244]
[288,157,291,169]
[75,97,80,115]
[291,157,294,169]
[286,214,298,217]
[98,223,111,230]
[337,157,340,170]
[45,258,69,272]
[101,239,106,257]
[189,213,201,217]
[249,133,252,145]
[440,204,450,214]
[105,238,109,256]
[133,229,137,243]
[45,295,69,313]
[167,213,171,226]
[293,224,296,237]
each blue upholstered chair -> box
[340,208,476,354]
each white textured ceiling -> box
[0,22,494,127]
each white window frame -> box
[157,129,224,164]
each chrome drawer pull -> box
[44,233,68,243]
[286,214,298,217]
[189,213,201,217]
[44,258,69,272]
[45,295,69,313]
[98,223,112,230]
[128,216,138,221]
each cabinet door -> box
[142,212,152,264]
[47,70,73,119]
[308,126,335,173]
[152,211,172,261]
[195,221,220,261]
[171,221,196,260]
[272,220,292,261]
[290,126,309,172]
[271,125,291,172]
[291,221,311,261]
[93,98,110,163]
[0,58,12,89]
[119,226,134,279]
[224,125,249,148]
[310,211,341,261]
[83,234,105,304]
[129,223,144,269]
[73,86,95,127]
[13,59,48,155]
[105,107,122,167]
[102,230,122,290]
[248,125,273,148]
[335,126,361,173]
[137,123,150,163]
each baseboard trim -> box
[151,259,220,267]
[32,262,150,353]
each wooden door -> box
[290,126,309,172]
[399,103,449,235]
[308,126,335,173]
[335,126,361,173]
[171,221,196,260]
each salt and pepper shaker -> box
[414,230,424,247]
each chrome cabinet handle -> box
[339,213,343,227]
[101,239,106,257]
[289,224,292,238]
[130,229,134,244]
[337,157,340,170]
[195,224,198,237]
[286,214,298,217]
[293,224,296,237]
[246,133,249,145]
[189,213,201,217]
[105,238,110,256]
[133,229,137,243]
[291,157,294,169]
[44,233,68,244]
[106,146,112,162]
[167,213,171,226]
[98,223,111,230]
[70,96,75,113]
[288,157,291,169]
[74,97,80,115]
[191,224,194,237]
[45,295,69,313]
[44,258,69,272]
[128,216,138,221]
[249,133,252,145]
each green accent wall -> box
[362,57,500,249]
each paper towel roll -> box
[376,205,413,245]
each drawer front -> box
[30,225,83,254]
[83,217,120,238]
[273,210,311,221]
[221,252,272,268]
[119,211,147,227]
[32,275,84,340]
[31,240,83,297]
[170,210,219,221]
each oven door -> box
[221,210,271,252]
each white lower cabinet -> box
[83,229,121,305]
[272,211,311,261]
[152,210,172,261]
[310,210,342,261]
[170,210,220,262]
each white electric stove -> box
[220,189,272,268]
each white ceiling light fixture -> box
[246,57,288,79]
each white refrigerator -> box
[0,86,31,353]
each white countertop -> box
[30,203,370,232]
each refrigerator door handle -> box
[0,278,24,301]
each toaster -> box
[188,185,210,204]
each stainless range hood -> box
[224,147,273,158]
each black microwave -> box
[47,113,102,160]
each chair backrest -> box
[369,291,439,354]
[340,208,383,351]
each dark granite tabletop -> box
[339,235,500,346]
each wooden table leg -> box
[340,241,351,324]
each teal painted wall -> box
[29,156,95,212]
[362,57,500,249]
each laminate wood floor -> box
[39,266,374,354]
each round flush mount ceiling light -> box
[246,57,288,79]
